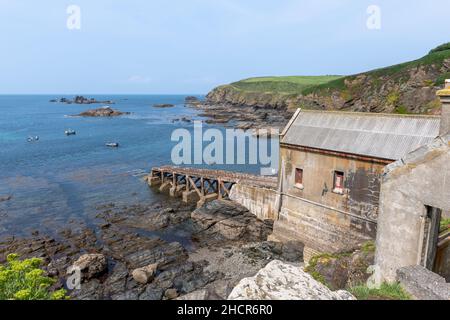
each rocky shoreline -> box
[0,199,303,300]
[193,101,294,132]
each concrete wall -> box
[271,145,384,254]
[229,184,278,220]
[375,134,450,282]
[274,195,375,253]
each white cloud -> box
[127,75,152,83]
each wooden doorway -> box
[421,206,442,271]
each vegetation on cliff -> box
[207,43,450,114]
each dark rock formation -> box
[0,195,12,202]
[77,107,130,117]
[153,104,174,108]
[184,96,201,105]
[192,102,293,131]
[51,96,114,105]
[191,200,273,245]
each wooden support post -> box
[148,176,162,187]
[218,179,222,200]
[196,193,218,208]
[200,177,205,196]
[182,190,200,203]
[159,181,171,193]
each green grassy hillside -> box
[302,43,450,96]
[230,75,343,94]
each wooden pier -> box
[147,166,277,207]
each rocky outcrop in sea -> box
[153,104,175,108]
[77,107,130,117]
[51,96,115,105]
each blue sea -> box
[0,95,266,238]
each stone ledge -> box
[396,265,450,300]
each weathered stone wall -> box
[273,196,374,254]
[375,134,450,283]
[270,146,383,255]
[229,184,278,220]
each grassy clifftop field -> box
[206,43,450,114]
[230,76,343,94]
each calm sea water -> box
[0,95,265,238]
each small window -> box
[333,171,345,194]
[295,168,304,189]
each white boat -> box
[65,129,76,136]
[106,142,119,148]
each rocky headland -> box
[77,107,130,117]
[193,101,294,132]
[191,43,450,131]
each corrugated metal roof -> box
[281,110,441,160]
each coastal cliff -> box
[206,43,450,115]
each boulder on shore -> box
[191,200,273,244]
[70,253,107,281]
[131,263,158,284]
[77,107,130,117]
[228,260,355,300]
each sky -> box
[0,0,449,94]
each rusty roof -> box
[281,110,441,160]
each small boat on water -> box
[65,129,76,136]
[27,136,39,142]
[106,142,119,148]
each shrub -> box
[0,254,68,300]
[429,43,450,54]
[394,105,409,114]
[349,282,411,300]
[387,91,400,106]
[361,241,376,254]
[436,72,450,86]
[440,218,450,233]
